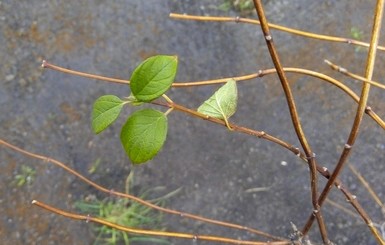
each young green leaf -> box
[92,95,125,134]
[120,109,168,164]
[197,79,238,121]
[130,55,178,102]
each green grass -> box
[75,172,180,245]
[218,0,255,15]
[12,164,36,187]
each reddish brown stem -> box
[252,0,328,243]
[301,0,385,244]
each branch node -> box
[258,131,266,138]
[193,235,198,241]
[338,67,347,73]
[346,195,357,203]
[265,35,272,41]
[295,148,301,157]
[322,167,328,172]
[41,60,48,68]
[344,143,352,149]
[235,16,240,23]
[86,214,91,223]
[336,184,342,189]
[306,153,316,160]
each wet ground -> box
[1,0,385,244]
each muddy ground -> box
[1,1,385,244]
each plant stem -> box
[349,165,385,210]
[252,0,329,243]
[169,13,385,52]
[41,61,385,129]
[0,139,285,241]
[301,0,385,244]
[324,59,385,90]
[32,200,292,245]
[41,60,129,84]
[0,108,371,244]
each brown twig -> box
[324,59,385,90]
[252,0,328,243]
[169,13,385,52]
[302,0,385,244]
[31,200,292,245]
[40,58,385,241]
[325,198,362,220]
[0,139,285,241]
[349,165,385,211]
[41,60,128,84]
[0,99,375,244]
[41,60,385,130]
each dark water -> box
[1,1,385,244]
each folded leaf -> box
[197,79,238,121]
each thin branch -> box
[38,59,385,239]
[324,59,385,90]
[169,13,385,52]
[325,198,362,220]
[31,200,291,245]
[252,0,328,243]
[0,139,284,241]
[349,165,385,211]
[41,60,385,130]
[41,60,129,85]
[302,1,385,244]
[0,98,375,244]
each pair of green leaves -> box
[92,55,177,164]
[91,55,238,165]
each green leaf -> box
[197,79,238,120]
[130,55,178,102]
[120,109,168,164]
[92,95,125,134]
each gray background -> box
[1,0,385,244]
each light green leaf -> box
[92,95,125,134]
[197,79,238,121]
[130,55,178,102]
[120,109,168,164]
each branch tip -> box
[41,60,47,68]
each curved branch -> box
[41,61,385,130]
[31,200,291,245]
[0,139,284,242]
[324,59,385,90]
[169,13,385,52]
[302,1,385,244]
[252,0,327,242]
